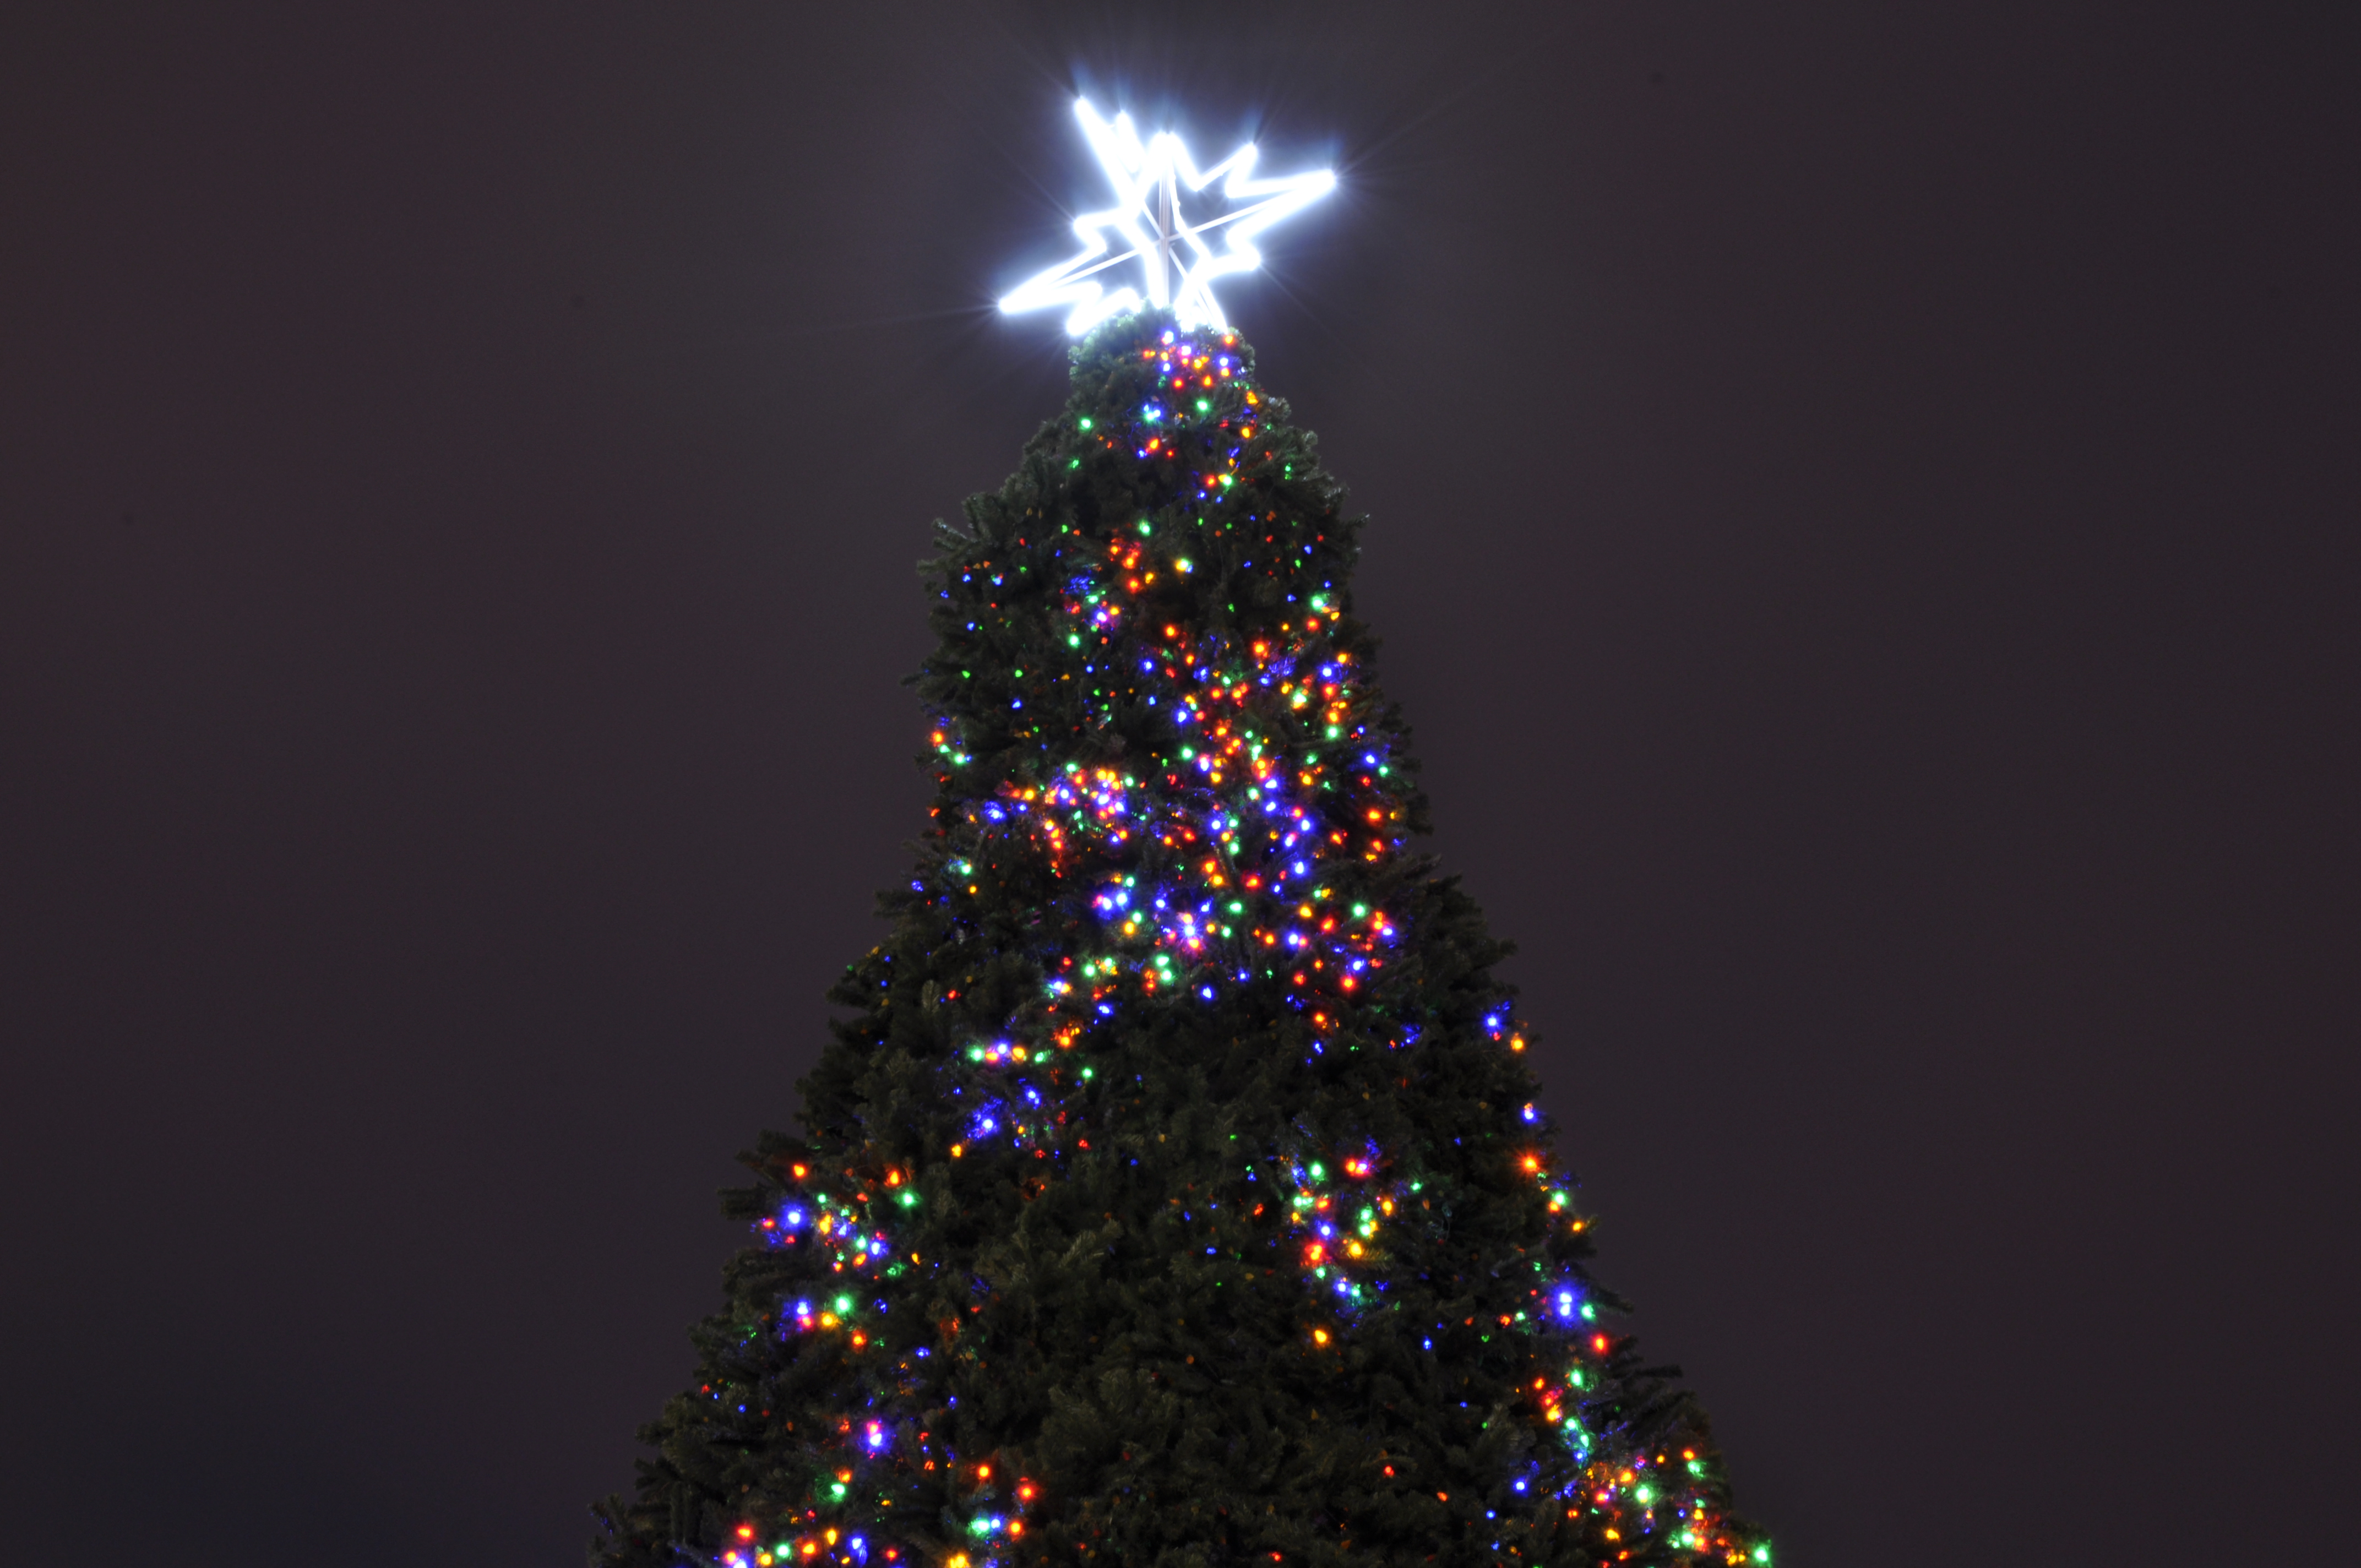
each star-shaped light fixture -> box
[999,99,1336,336]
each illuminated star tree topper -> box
[999,98,1336,336]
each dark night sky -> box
[4,4,2355,1564]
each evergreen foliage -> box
[594,313,1765,1568]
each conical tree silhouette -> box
[594,313,1766,1568]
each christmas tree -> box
[592,312,1767,1568]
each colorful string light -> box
[595,314,1765,1568]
